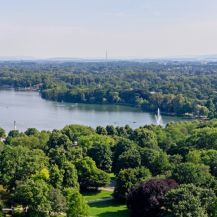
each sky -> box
[0,0,217,59]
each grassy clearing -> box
[82,190,128,217]
[88,200,128,217]
[83,190,113,202]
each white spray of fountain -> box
[155,108,163,125]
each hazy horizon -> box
[1,0,217,59]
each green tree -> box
[87,143,112,172]
[201,149,217,177]
[186,127,217,149]
[112,138,138,172]
[141,148,170,175]
[96,126,107,135]
[115,148,141,173]
[49,188,67,213]
[172,163,213,186]
[48,130,72,149]
[62,161,79,189]
[0,128,6,138]
[14,178,51,213]
[76,157,110,189]
[64,188,88,217]
[49,164,64,189]
[0,146,48,190]
[114,167,151,201]
[106,125,117,136]
[165,184,217,217]
[132,128,158,149]
[25,128,39,136]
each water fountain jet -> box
[155,108,163,125]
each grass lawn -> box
[82,190,128,217]
[83,190,113,202]
[88,200,128,217]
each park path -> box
[88,186,115,204]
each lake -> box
[0,89,185,132]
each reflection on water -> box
[0,90,185,132]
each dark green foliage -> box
[114,167,151,201]
[61,161,79,189]
[87,143,112,172]
[2,61,217,116]
[49,188,67,213]
[115,148,141,173]
[140,148,171,175]
[201,150,217,177]
[25,128,39,136]
[48,130,72,149]
[0,128,6,138]
[106,125,117,136]
[49,164,64,189]
[112,138,138,172]
[96,126,107,135]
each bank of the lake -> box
[0,89,186,132]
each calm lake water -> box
[0,90,185,132]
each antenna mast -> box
[105,49,108,60]
[14,121,16,131]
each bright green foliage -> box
[78,134,114,149]
[0,146,48,190]
[186,150,201,164]
[14,178,51,212]
[62,124,95,141]
[65,188,88,217]
[141,148,171,175]
[33,167,50,181]
[165,184,217,217]
[114,167,151,200]
[76,157,110,189]
[132,128,158,149]
[186,127,217,149]
[172,163,213,186]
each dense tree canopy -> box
[0,118,216,216]
[2,61,217,117]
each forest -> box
[1,61,217,117]
[0,120,216,216]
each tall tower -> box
[14,121,16,131]
[105,49,108,61]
